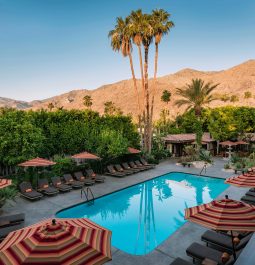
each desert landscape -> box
[1,59,254,120]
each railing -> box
[199,163,207,175]
[81,187,95,205]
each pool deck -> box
[2,157,253,265]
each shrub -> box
[52,155,76,176]
[199,149,213,163]
[224,163,231,169]
[0,186,17,208]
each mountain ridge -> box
[1,59,254,120]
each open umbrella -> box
[225,174,255,188]
[128,147,141,154]
[0,179,12,189]
[71,152,101,160]
[0,218,112,265]
[185,195,255,260]
[18,157,56,167]
[18,158,56,189]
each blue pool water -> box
[57,172,229,255]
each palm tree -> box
[161,90,171,105]
[141,13,154,152]
[149,9,174,151]
[109,17,141,115]
[83,95,93,109]
[129,9,146,110]
[175,79,219,146]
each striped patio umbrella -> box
[185,195,255,260]
[128,147,141,154]
[0,178,12,189]
[18,157,56,167]
[71,152,101,160]
[225,174,255,188]
[0,218,112,265]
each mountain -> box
[2,60,255,120]
[0,97,32,109]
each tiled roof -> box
[163,132,214,143]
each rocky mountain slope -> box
[2,60,255,120]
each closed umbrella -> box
[185,195,255,260]
[0,218,112,265]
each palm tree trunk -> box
[144,46,150,153]
[128,52,141,115]
[137,45,145,149]
[148,42,159,153]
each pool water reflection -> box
[57,172,229,255]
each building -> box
[162,132,216,157]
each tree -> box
[161,90,171,104]
[48,102,54,111]
[104,101,122,116]
[175,79,219,147]
[244,91,252,99]
[109,17,141,116]
[150,9,174,150]
[83,95,93,109]
[230,95,239,102]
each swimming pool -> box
[56,172,229,255]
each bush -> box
[52,155,76,176]
[0,186,17,208]
[199,149,213,163]
[224,163,231,169]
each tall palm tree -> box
[129,9,146,110]
[141,13,154,152]
[109,17,141,115]
[175,78,219,146]
[149,9,174,150]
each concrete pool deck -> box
[2,158,253,265]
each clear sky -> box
[0,0,254,101]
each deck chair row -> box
[170,230,253,265]
[19,169,105,201]
[106,159,155,177]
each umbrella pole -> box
[230,230,237,260]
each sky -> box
[0,0,254,101]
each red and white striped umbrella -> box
[0,218,112,265]
[18,157,56,167]
[225,174,255,188]
[0,179,12,189]
[185,195,255,260]
[185,196,255,231]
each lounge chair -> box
[122,162,141,173]
[51,176,72,192]
[19,182,43,200]
[0,213,25,228]
[134,160,151,170]
[0,223,24,242]
[74,171,95,186]
[241,195,255,205]
[85,169,105,183]
[201,230,252,253]
[169,258,192,265]
[114,164,133,175]
[186,242,241,265]
[129,161,147,171]
[38,178,59,196]
[106,165,126,177]
[63,174,84,188]
[140,158,156,168]
[245,190,255,197]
